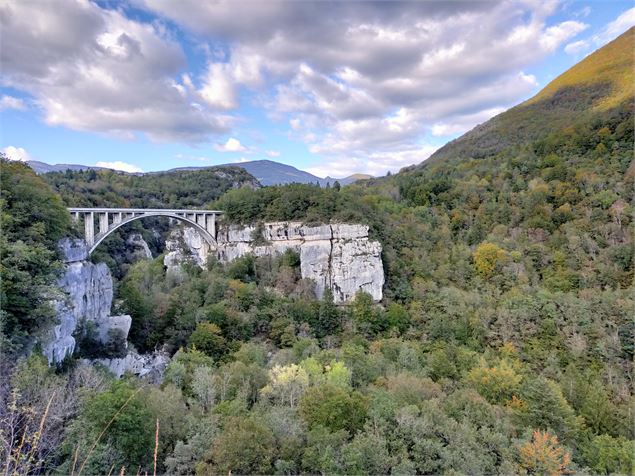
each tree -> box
[465,358,522,405]
[518,377,581,442]
[299,384,367,434]
[202,417,276,474]
[260,364,309,407]
[579,434,635,475]
[473,242,508,279]
[342,431,392,474]
[385,302,410,334]
[71,380,155,473]
[188,322,230,362]
[317,288,341,337]
[301,425,348,474]
[352,291,383,335]
[0,159,73,352]
[518,431,572,476]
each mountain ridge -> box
[25,158,369,187]
[422,27,634,167]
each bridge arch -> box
[68,208,222,255]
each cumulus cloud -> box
[565,7,634,57]
[0,0,231,142]
[0,95,27,111]
[214,137,247,152]
[2,146,31,162]
[138,0,587,172]
[305,143,440,178]
[2,0,598,174]
[95,161,143,173]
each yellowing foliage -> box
[473,242,508,278]
[465,358,522,404]
[519,431,572,476]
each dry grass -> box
[527,26,634,110]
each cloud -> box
[0,0,232,142]
[95,161,143,173]
[2,0,596,174]
[214,137,247,152]
[2,145,31,162]
[138,0,587,172]
[265,150,280,157]
[431,107,506,137]
[564,39,590,55]
[305,143,440,178]
[198,63,238,110]
[593,7,635,45]
[0,95,27,111]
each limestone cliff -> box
[43,238,129,363]
[42,239,166,382]
[164,222,384,303]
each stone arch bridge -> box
[68,208,222,255]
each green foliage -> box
[65,379,155,473]
[44,166,256,208]
[517,376,582,442]
[299,384,368,434]
[188,322,233,362]
[579,434,635,474]
[3,31,634,475]
[0,159,73,352]
[465,358,522,405]
[201,417,276,475]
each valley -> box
[1,23,633,476]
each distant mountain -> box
[27,158,370,187]
[170,160,370,187]
[424,27,634,166]
[26,160,106,174]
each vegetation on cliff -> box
[0,158,73,354]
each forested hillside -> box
[425,27,634,164]
[1,30,633,475]
[44,166,259,208]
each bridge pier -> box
[84,212,94,246]
[99,212,109,234]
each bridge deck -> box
[68,207,223,214]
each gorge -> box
[43,221,385,371]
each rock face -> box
[88,349,170,384]
[165,222,384,303]
[125,233,153,261]
[164,227,210,273]
[43,239,143,377]
[43,239,117,363]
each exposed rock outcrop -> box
[164,222,384,303]
[164,226,210,273]
[43,239,161,382]
[43,239,117,363]
[88,348,170,384]
[125,233,153,261]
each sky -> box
[1,1,634,178]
